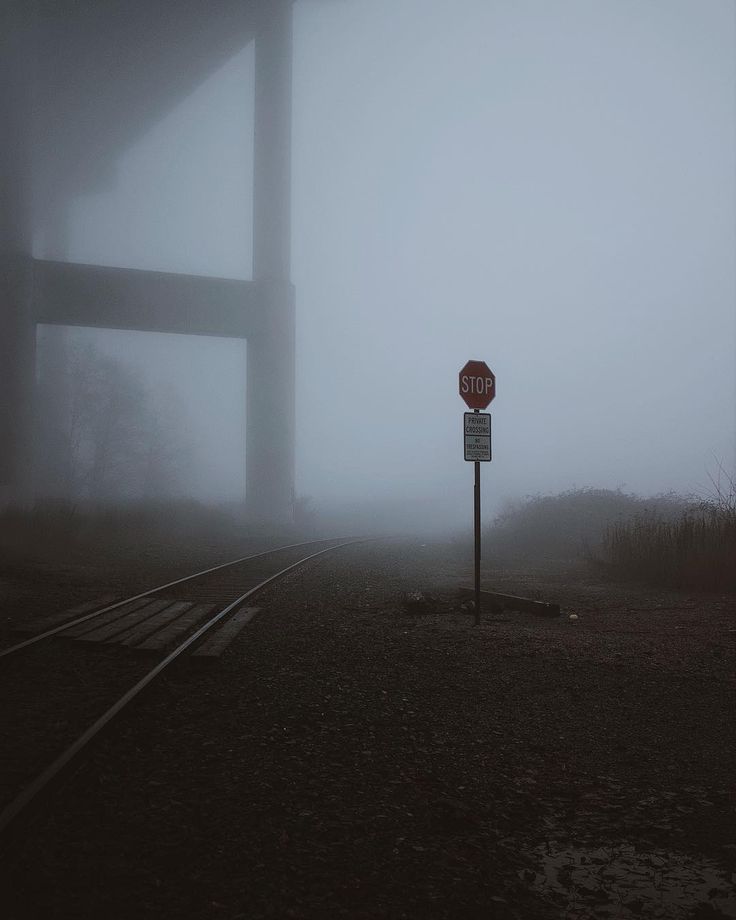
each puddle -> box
[530,843,736,918]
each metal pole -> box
[474,407,481,625]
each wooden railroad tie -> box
[193,607,261,658]
[460,587,560,618]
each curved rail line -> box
[0,537,349,660]
[0,538,363,839]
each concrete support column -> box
[247,0,295,520]
[246,282,295,520]
[0,2,35,506]
[253,0,292,281]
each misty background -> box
[33,0,736,529]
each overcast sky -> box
[39,0,735,523]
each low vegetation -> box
[0,500,297,571]
[488,484,736,592]
[487,488,688,561]
[602,497,736,592]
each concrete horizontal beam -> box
[33,1,259,197]
[32,259,258,339]
[460,587,561,618]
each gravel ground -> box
[1,539,734,920]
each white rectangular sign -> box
[464,435,491,461]
[463,413,491,461]
[464,412,490,436]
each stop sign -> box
[459,360,496,409]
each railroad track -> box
[0,537,361,840]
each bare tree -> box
[36,336,191,503]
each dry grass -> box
[0,499,296,569]
[487,485,736,592]
[601,501,736,591]
[487,488,687,561]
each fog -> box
[33,0,735,529]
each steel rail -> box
[0,537,347,660]
[0,538,363,839]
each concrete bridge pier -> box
[0,3,35,506]
[247,0,295,521]
[0,255,35,507]
[246,282,295,521]
[0,0,300,519]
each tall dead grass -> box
[487,484,736,591]
[487,488,687,562]
[602,498,736,592]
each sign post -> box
[459,361,496,625]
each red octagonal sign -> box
[459,360,496,409]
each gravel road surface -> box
[1,539,734,919]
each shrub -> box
[486,488,687,562]
[486,482,736,591]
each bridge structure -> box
[1,0,299,520]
